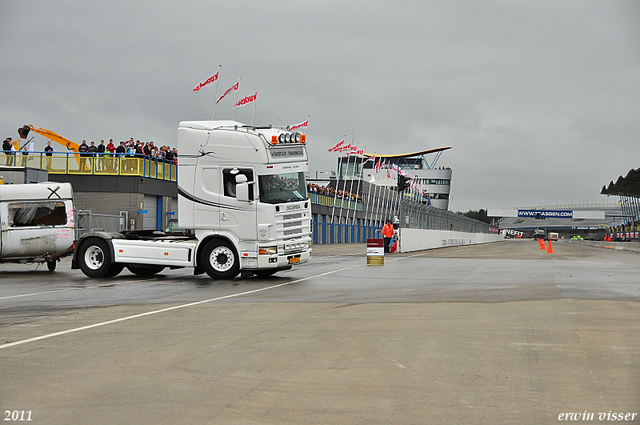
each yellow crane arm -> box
[17,124,82,167]
[25,125,80,152]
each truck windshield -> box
[258,171,308,204]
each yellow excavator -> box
[17,125,81,166]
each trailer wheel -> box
[46,260,57,272]
[201,239,240,280]
[77,238,113,278]
[127,264,165,276]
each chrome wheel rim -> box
[210,246,235,272]
[84,245,105,270]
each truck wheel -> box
[127,264,165,276]
[77,238,113,278]
[104,263,125,277]
[201,239,240,280]
[47,260,57,272]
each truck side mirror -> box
[235,174,250,202]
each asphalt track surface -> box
[1,239,639,424]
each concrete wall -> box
[570,240,640,254]
[398,228,503,253]
[0,167,49,184]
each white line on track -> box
[0,287,84,300]
[0,279,161,301]
[0,265,359,351]
[0,250,419,302]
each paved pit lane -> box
[1,239,639,424]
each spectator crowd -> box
[307,183,363,203]
[71,138,178,172]
[77,138,178,164]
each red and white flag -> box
[193,70,219,93]
[288,119,309,131]
[328,139,345,152]
[216,81,240,104]
[346,145,363,156]
[234,92,257,108]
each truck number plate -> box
[288,256,300,264]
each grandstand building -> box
[336,147,453,210]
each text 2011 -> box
[4,411,32,421]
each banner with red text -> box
[193,71,219,93]
[216,81,240,104]
[288,119,309,131]
[328,139,345,152]
[234,92,257,108]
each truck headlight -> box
[285,242,309,251]
[259,246,277,255]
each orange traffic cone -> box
[540,240,545,250]
[547,240,553,254]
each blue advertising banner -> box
[517,210,573,218]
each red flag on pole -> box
[234,92,257,108]
[328,139,344,152]
[193,71,219,93]
[216,81,240,104]
[288,119,309,131]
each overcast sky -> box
[1,0,638,212]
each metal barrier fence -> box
[2,151,177,181]
[75,210,127,240]
[309,193,363,211]
[310,181,492,244]
[398,197,490,233]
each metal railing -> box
[75,210,127,239]
[310,181,492,244]
[398,198,491,233]
[309,192,363,211]
[2,151,177,181]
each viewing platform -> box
[2,151,176,181]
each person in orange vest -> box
[382,219,395,253]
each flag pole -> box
[363,169,374,239]
[336,136,351,240]
[372,163,384,236]
[329,136,346,235]
[232,91,239,121]
[350,148,365,232]
[211,65,222,121]
[343,142,359,241]
[251,87,259,125]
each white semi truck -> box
[72,121,312,279]
[0,182,75,271]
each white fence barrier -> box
[398,228,503,253]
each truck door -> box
[192,166,221,231]
[219,168,257,245]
